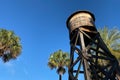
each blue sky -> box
[0,0,120,80]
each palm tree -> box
[0,28,22,62]
[48,49,70,80]
[98,26,120,59]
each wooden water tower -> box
[66,10,119,80]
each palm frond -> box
[109,29,120,44]
[99,26,120,60]
[48,49,70,75]
[0,28,22,62]
[48,62,56,69]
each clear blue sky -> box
[0,0,120,80]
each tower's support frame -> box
[66,11,119,80]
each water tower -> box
[66,10,119,80]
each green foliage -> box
[0,28,22,62]
[48,49,70,75]
[98,26,120,59]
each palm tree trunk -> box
[59,74,62,80]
